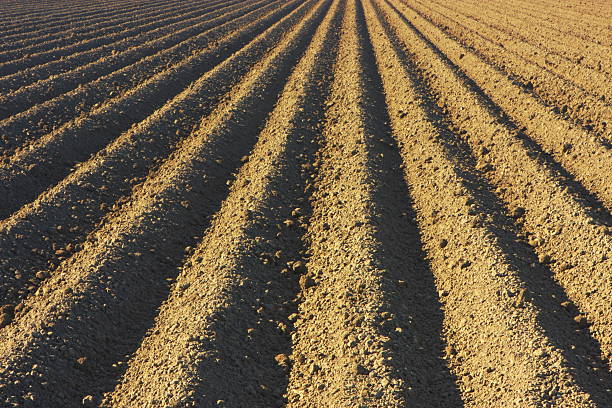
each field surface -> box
[0,0,610,406]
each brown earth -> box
[0,0,610,407]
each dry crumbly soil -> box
[0,0,610,407]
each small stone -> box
[460,260,471,269]
[574,315,588,327]
[347,336,358,347]
[76,357,87,365]
[275,353,290,367]
[439,238,448,248]
[35,271,48,280]
[514,288,526,307]
[82,395,95,407]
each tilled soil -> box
[0,0,610,407]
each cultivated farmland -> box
[0,0,610,406]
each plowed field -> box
[0,0,610,406]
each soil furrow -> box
[531,0,611,19]
[404,0,611,139]
[0,0,271,156]
[0,0,265,121]
[0,1,117,22]
[0,0,328,406]
[0,0,144,19]
[389,0,611,209]
[0,0,183,58]
[365,1,611,405]
[467,0,609,45]
[105,3,341,405]
[476,0,610,34]
[0,0,199,56]
[0,0,310,309]
[426,0,611,76]
[0,4,130,33]
[0,0,177,39]
[379,0,612,367]
[535,0,611,16]
[0,0,608,405]
[0,0,147,21]
[0,0,296,220]
[498,0,610,29]
[0,0,218,74]
[410,0,609,102]
[0,0,235,94]
[0,0,161,41]
[422,0,611,81]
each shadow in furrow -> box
[372,2,612,403]
[0,2,330,404]
[350,1,465,405]
[96,4,332,402]
[386,0,611,225]
[0,0,269,156]
[0,0,299,221]
[181,9,342,407]
[0,0,190,58]
[0,0,237,93]
[0,0,285,311]
[0,0,212,75]
[187,90,327,407]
